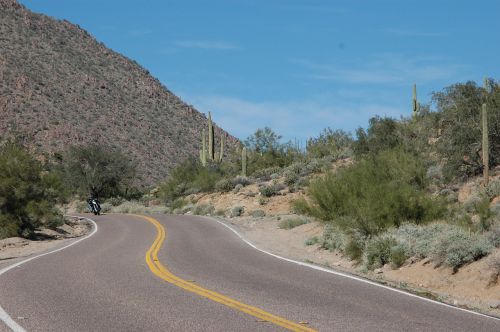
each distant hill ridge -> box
[0,0,238,185]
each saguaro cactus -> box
[482,103,489,185]
[219,135,225,163]
[208,112,214,161]
[412,83,420,118]
[242,146,247,177]
[200,129,207,167]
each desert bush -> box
[233,176,252,187]
[75,200,90,213]
[0,142,63,238]
[306,128,353,159]
[215,178,234,192]
[258,197,268,205]
[214,209,226,216]
[260,184,281,197]
[100,202,112,213]
[192,204,215,216]
[157,158,224,202]
[426,164,443,181]
[486,179,500,199]
[305,236,320,246]
[486,223,500,247]
[170,197,187,211]
[231,206,245,217]
[278,217,309,229]
[106,196,125,206]
[252,166,283,180]
[250,210,266,218]
[344,237,364,262]
[365,235,397,269]
[112,201,145,214]
[321,224,346,252]
[300,149,445,236]
[283,171,300,187]
[233,184,243,193]
[463,194,482,213]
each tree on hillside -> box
[244,127,283,154]
[433,80,500,180]
[65,145,137,198]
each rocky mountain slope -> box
[0,0,238,185]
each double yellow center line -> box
[138,215,317,332]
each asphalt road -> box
[0,214,499,331]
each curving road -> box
[0,214,499,331]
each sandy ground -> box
[0,217,92,268]
[219,215,500,317]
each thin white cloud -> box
[292,54,467,84]
[174,40,239,50]
[384,28,448,37]
[128,28,153,37]
[181,94,403,141]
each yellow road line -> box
[137,214,317,332]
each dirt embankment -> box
[0,217,92,266]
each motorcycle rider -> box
[87,192,101,215]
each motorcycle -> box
[88,198,101,215]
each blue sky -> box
[20,0,500,143]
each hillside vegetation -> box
[154,79,500,274]
[0,0,238,185]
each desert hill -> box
[0,0,238,185]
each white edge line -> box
[0,215,98,332]
[204,216,500,322]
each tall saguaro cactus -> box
[482,78,489,185]
[412,83,420,118]
[199,112,225,166]
[208,112,215,161]
[219,135,225,163]
[200,128,207,167]
[242,147,247,177]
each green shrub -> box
[301,149,445,236]
[100,202,112,213]
[215,178,234,192]
[321,224,346,251]
[306,128,353,159]
[75,200,90,213]
[278,217,309,229]
[431,226,493,271]
[158,158,224,202]
[260,184,281,197]
[106,197,125,206]
[214,209,226,216]
[283,171,300,187]
[233,176,251,187]
[305,236,320,246]
[0,143,63,239]
[170,198,187,211]
[252,166,283,180]
[193,204,215,216]
[344,237,364,262]
[487,223,500,247]
[250,210,266,218]
[365,236,397,269]
[486,179,500,199]
[231,206,245,217]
